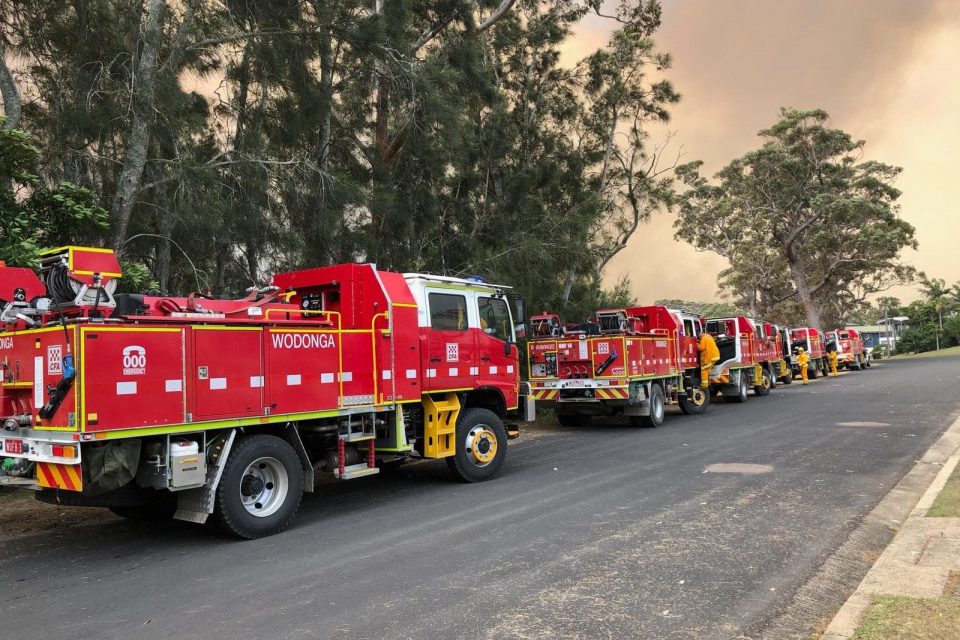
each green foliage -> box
[895,325,939,354]
[116,260,159,294]
[1,0,680,320]
[891,274,960,354]
[674,108,916,329]
[0,118,108,266]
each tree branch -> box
[0,39,21,129]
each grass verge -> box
[927,461,960,517]
[889,345,960,360]
[851,593,960,639]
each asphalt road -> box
[2,356,959,640]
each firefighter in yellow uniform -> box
[797,347,810,384]
[698,332,721,388]
[828,349,839,376]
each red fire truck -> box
[0,247,532,538]
[789,327,829,378]
[527,306,709,427]
[827,329,869,370]
[703,316,784,401]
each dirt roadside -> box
[0,488,118,538]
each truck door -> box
[422,290,476,392]
[682,317,700,369]
[476,294,518,408]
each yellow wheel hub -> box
[689,387,706,406]
[468,427,498,464]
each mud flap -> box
[174,429,236,524]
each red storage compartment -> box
[80,327,185,431]
[264,328,341,415]
[190,328,263,421]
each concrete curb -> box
[820,414,960,640]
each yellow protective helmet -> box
[797,347,805,353]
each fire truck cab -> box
[527,306,709,428]
[0,248,532,538]
[703,316,782,402]
[832,328,868,370]
[789,327,829,379]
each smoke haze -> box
[572,0,960,305]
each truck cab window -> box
[429,293,468,331]
[478,296,512,341]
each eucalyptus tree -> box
[676,109,916,329]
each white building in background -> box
[877,316,910,350]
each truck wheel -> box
[556,413,591,427]
[781,371,793,385]
[724,374,748,403]
[213,434,304,539]
[631,384,665,427]
[446,408,508,483]
[754,367,772,396]
[678,386,709,415]
[808,364,819,380]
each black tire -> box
[556,413,591,427]
[213,434,304,539]
[808,364,818,380]
[781,371,793,385]
[754,367,772,397]
[724,373,748,403]
[678,385,710,415]
[109,498,177,522]
[632,384,665,427]
[446,408,508,483]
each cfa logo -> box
[122,345,147,375]
[47,345,63,375]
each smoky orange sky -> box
[569,0,960,306]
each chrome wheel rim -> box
[239,457,289,518]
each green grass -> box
[852,594,960,640]
[889,345,960,360]
[927,462,960,517]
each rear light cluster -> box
[43,444,77,459]
[1,439,78,459]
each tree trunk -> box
[0,41,21,129]
[111,0,166,252]
[157,207,176,294]
[561,264,576,303]
[786,250,821,329]
[317,28,333,170]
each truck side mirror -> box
[514,296,526,323]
